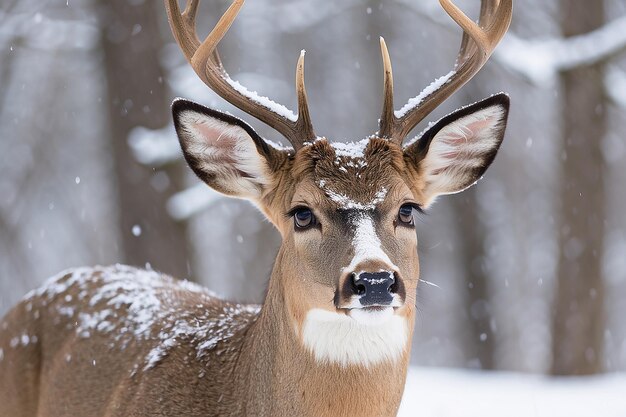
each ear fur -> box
[403,93,510,207]
[172,99,283,200]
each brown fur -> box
[0,94,508,416]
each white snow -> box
[374,187,388,202]
[6,333,36,348]
[57,306,75,317]
[225,77,297,122]
[395,71,456,118]
[131,225,142,237]
[399,367,626,417]
[263,138,293,152]
[331,139,369,158]
[322,187,387,211]
[324,189,365,210]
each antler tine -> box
[485,0,514,44]
[377,0,512,143]
[378,37,397,142]
[182,0,200,31]
[295,51,316,147]
[165,0,316,151]
[165,0,201,59]
[440,0,489,52]
[192,0,243,65]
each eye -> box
[294,207,316,229]
[398,204,415,226]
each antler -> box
[378,0,513,144]
[165,0,315,150]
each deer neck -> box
[233,250,414,417]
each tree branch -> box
[496,15,626,85]
[398,0,626,85]
[167,183,224,221]
[605,65,626,109]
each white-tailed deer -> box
[0,0,512,415]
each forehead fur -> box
[291,138,407,208]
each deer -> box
[0,0,512,416]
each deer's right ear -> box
[172,99,283,200]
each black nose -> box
[351,272,395,306]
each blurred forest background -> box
[2,0,626,377]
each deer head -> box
[166,0,511,367]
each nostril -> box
[388,273,398,294]
[350,273,367,296]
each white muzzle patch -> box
[301,308,408,367]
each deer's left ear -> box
[403,93,509,208]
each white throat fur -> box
[301,308,408,367]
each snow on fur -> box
[322,187,388,211]
[330,139,369,159]
[18,265,260,372]
[316,139,389,210]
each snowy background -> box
[2,0,626,413]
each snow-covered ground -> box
[399,367,626,417]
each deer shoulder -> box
[0,265,259,416]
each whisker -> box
[419,279,441,289]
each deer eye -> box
[398,204,415,226]
[294,208,316,229]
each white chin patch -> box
[301,308,408,367]
[349,307,394,325]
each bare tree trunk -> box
[100,0,190,278]
[451,190,495,370]
[551,0,606,375]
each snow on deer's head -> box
[167,0,511,368]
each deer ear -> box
[172,99,282,200]
[403,94,509,208]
